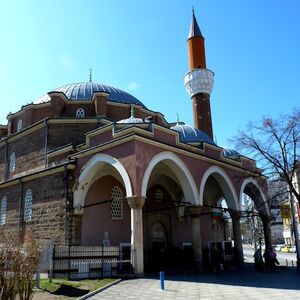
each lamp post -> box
[288,190,300,271]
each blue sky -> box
[0,0,299,148]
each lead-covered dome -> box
[171,123,215,145]
[34,82,145,108]
[223,148,240,160]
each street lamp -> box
[288,189,300,271]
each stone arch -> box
[141,151,198,205]
[239,178,270,216]
[73,153,132,209]
[199,165,239,209]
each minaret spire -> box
[188,7,203,39]
[184,9,214,138]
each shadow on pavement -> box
[149,262,300,291]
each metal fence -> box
[51,245,132,279]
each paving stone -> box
[89,264,300,300]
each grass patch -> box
[38,278,117,299]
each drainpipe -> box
[4,139,8,180]
[64,166,70,245]
[18,179,24,244]
[44,119,49,169]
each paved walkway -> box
[89,264,300,299]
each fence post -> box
[49,244,55,283]
[68,245,71,280]
[101,245,104,278]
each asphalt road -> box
[243,247,297,267]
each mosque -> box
[0,11,272,274]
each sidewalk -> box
[89,263,300,299]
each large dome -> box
[34,82,145,107]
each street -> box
[243,247,297,267]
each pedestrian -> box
[269,247,279,271]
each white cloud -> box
[127,81,140,91]
[58,53,72,68]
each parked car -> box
[274,244,285,251]
[281,246,291,253]
[289,246,296,253]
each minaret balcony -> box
[184,68,214,97]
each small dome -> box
[170,124,215,145]
[117,116,144,124]
[117,107,150,124]
[223,148,240,160]
[34,82,146,108]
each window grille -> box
[24,189,32,222]
[76,108,85,118]
[111,186,123,220]
[155,189,163,201]
[0,196,7,225]
[9,153,16,173]
[17,119,23,132]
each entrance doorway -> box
[151,222,167,269]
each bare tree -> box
[232,108,300,205]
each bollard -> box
[286,259,288,267]
[160,271,165,290]
[35,269,40,289]
[292,260,294,267]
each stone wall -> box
[0,172,66,245]
[48,123,98,151]
[6,127,46,180]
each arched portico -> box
[140,151,200,271]
[239,178,270,215]
[141,151,198,205]
[199,165,239,209]
[199,165,243,264]
[73,153,133,209]
[240,177,272,250]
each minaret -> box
[184,9,214,139]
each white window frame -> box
[111,186,123,220]
[76,108,85,118]
[24,189,32,222]
[9,153,16,173]
[0,196,7,225]
[17,119,23,132]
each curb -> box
[77,278,122,300]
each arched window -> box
[111,186,123,220]
[17,119,23,132]
[76,108,85,118]
[24,189,32,222]
[0,196,7,225]
[9,153,16,173]
[155,189,163,201]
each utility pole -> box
[289,190,300,271]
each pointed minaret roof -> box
[188,8,203,39]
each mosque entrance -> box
[151,222,167,269]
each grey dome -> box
[170,123,215,145]
[34,82,145,107]
[223,148,240,160]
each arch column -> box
[259,213,272,251]
[187,206,203,271]
[230,210,244,265]
[127,196,145,274]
